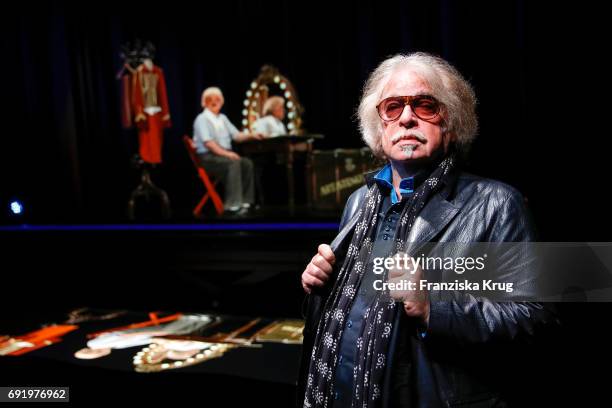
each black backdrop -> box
[1,2,611,404]
[0,1,609,239]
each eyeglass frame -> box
[376,94,442,122]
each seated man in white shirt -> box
[252,96,287,137]
[193,87,263,214]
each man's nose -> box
[398,104,418,128]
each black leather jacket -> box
[297,171,559,407]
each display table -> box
[237,135,324,209]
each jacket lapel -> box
[330,212,361,253]
[405,190,461,255]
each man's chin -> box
[389,150,426,163]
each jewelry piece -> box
[166,349,200,360]
[254,319,304,344]
[74,347,111,360]
[87,314,214,350]
[133,341,234,373]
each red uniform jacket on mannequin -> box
[120,64,136,129]
[132,62,171,164]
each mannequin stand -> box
[127,162,171,220]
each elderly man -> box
[298,53,557,407]
[193,87,263,214]
[253,96,287,137]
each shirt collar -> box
[204,108,220,120]
[204,109,225,131]
[373,164,416,204]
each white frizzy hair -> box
[201,87,224,106]
[263,96,285,116]
[358,52,478,158]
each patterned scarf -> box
[303,153,456,408]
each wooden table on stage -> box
[237,134,324,210]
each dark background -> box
[1,0,609,240]
[0,1,610,405]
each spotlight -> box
[9,200,23,215]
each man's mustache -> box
[390,130,428,144]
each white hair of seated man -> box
[201,87,224,108]
[262,96,285,117]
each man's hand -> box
[403,298,430,327]
[234,131,264,143]
[204,140,240,160]
[301,244,336,294]
[387,253,430,327]
[224,151,241,161]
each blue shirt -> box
[373,164,416,204]
[193,109,240,154]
